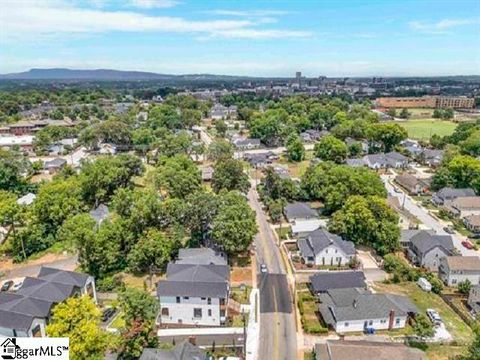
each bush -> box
[96,274,125,292]
[305,323,328,334]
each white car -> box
[12,280,23,292]
[426,308,442,326]
[260,264,267,273]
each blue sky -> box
[1,0,479,76]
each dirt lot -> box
[231,266,252,286]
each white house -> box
[297,228,355,267]
[445,196,480,219]
[318,287,418,333]
[439,256,480,287]
[157,250,229,326]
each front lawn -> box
[297,291,328,334]
[372,282,472,341]
[230,285,252,304]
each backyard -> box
[372,282,473,341]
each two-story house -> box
[284,202,323,237]
[468,285,480,317]
[439,256,480,287]
[432,187,476,206]
[445,196,480,219]
[406,230,454,271]
[297,228,355,267]
[157,249,229,326]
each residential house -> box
[345,137,369,153]
[16,193,36,206]
[318,287,418,333]
[400,229,435,249]
[284,202,324,238]
[243,153,271,168]
[0,135,34,153]
[98,143,117,155]
[314,340,426,360]
[363,152,409,169]
[176,248,227,266]
[298,228,355,266]
[432,187,476,206]
[232,137,261,150]
[345,158,365,167]
[406,230,455,271]
[445,196,480,219]
[439,256,480,286]
[157,250,229,326]
[421,149,444,167]
[201,166,214,181]
[394,173,430,195]
[140,340,207,360]
[468,285,480,317]
[0,267,96,338]
[464,214,480,234]
[310,271,366,295]
[400,139,423,157]
[300,130,328,143]
[44,158,67,174]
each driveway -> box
[357,249,387,282]
[0,255,78,280]
[382,174,478,257]
[433,323,452,342]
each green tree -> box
[211,191,257,255]
[399,108,410,119]
[57,213,96,249]
[215,119,228,137]
[314,135,348,163]
[267,199,285,223]
[185,191,219,240]
[207,139,234,162]
[154,155,201,198]
[413,313,435,338]
[460,130,480,157]
[329,195,400,255]
[119,288,159,324]
[212,158,250,194]
[286,134,305,162]
[458,279,472,295]
[433,109,443,119]
[387,108,397,117]
[367,123,408,152]
[47,296,109,360]
[126,228,178,273]
[460,325,480,360]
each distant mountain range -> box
[0,68,262,81]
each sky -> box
[1,0,479,77]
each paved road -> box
[383,175,477,256]
[0,255,78,280]
[158,333,245,348]
[247,185,297,360]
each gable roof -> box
[0,293,53,319]
[310,271,366,293]
[176,248,227,266]
[18,277,77,303]
[409,231,454,257]
[44,158,67,168]
[450,196,480,210]
[0,309,34,331]
[298,228,355,258]
[284,202,318,221]
[435,187,476,201]
[444,256,480,271]
[315,340,426,360]
[165,263,229,283]
[140,340,206,360]
[37,266,90,288]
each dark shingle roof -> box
[0,293,53,319]
[157,280,228,298]
[284,202,318,221]
[310,271,366,293]
[44,158,67,168]
[18,277,76,303]
[298,228,355,257]
[410,231,454,256]
[37,266,89,288]
[0,309,34,331]
[166,263,229,283]
[140,340,206,360]
[435,187,476,201]
[176,248,227,266]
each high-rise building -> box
[295,71,302,86]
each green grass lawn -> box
[390,120,457,140]
[110,311,126,330]
[230,286,252,304]
[373,282,473,341]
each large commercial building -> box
[376,96,474,109]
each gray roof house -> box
[297,228,355,267]
[394,173,430,195]
[140,340,207,360]
[400,229,435,249]
[406,231,455,271]
[421,149,444,167]
[44,158,67,173]
[284,202,318,223]
[232,137,261,150]
[176,248,227,266]
[464,214,480,234]
[363,152,409,169]
[315,340,426,360]
[346,158,366,167]
[432,187,476,205]
[310,271,366,294]
[157,259,230,326]
[318,287,418,333]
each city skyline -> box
[1,0,479,77]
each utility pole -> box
[242,312,247,358]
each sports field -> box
[391,119,457,140]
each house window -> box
[201,297,206,300]
[452,279,457,284]
[380,319,386,324]
[207,298,212,305]
[32,325,42,337]
[395,318,401,325]
[176,297,181,303]
[208,309,212,316]
[194,308,202,318]
[161,308,169,316]
[183,296,189,300]
[344,322,349,327]
[368,320,373,326]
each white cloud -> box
[206,9,290,17]
[0,0,309,40]
[409,18,480,34]
[127,0,179,9]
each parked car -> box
[260,264,268,273]
[443,226,455,234]
[462,240,474,250]
[11,280,23,292]
[1,280,13,292]
[101,308,116,322]
[394,187,402,193]
[426,308,442,326]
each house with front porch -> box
[439,256,480,287]
[406,230,454,271]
